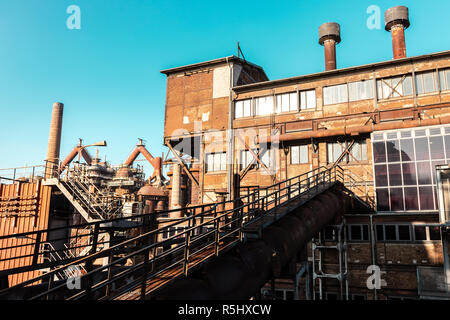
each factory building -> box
[161,6,450,300]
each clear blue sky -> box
[0,0,449,178]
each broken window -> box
[206,152,227,172]
[290,144,309,164]
[300,89,316,110]
[376,75,413,99]
[276,92,298,113]
[235,99,252,119]
[415,71,438,95]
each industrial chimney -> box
[385,6,410,59]
[45,102,64,178]
[319,22,341,71]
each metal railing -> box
[0,165,348,300]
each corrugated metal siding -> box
[0,182,51,286]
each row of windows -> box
[235,90,316,119]
[323,224,441,242]
[206,139,367,173]
[235,68,450,117]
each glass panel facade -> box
[372,125,450,212]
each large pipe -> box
[385,6,410,59]
[261,115,450,143]
[155,185,351,300]
[319,23,341,71]
[45,102,64,178]
[170,164,182,217]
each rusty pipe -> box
[385,6,410,60]
[59,146,93,171]
[262,115,450,143]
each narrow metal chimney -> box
[319,22,341,71]
[45,102,64,178]
[385,6,410,59]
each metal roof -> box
[160,55,266,75]
[232,50,450,92]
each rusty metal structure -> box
[0,4,450,301]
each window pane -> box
[362,225,369,241]
[300,145,308,164]
[385,225,397,241]
[404,187,419,210]
[415,138,430,161]
[416,74,424,94]
[350,142,361,161]
[376,189,390,211]
[414,226,427,241]
[446,71,450,91]
[375,165,388,186]
[306,90,316,109]
[391,77,403,97]
[290,92,298,111]
[419,186,434,210]
[403,76,413,96]
[350,225,362,241]
[373,142,386,163]
[333,142,343,163]
[214,153,221,172]
[388,164,402,186]
[398,225,411,241]
[243,100,252,117]
[386,140,400,162]
[235,101,243,118]
[402,163,417,185]
[376,225,384,240]
[445,135,450,159]
[430,136,445,159]
[423,72,436,93]
[400,139,415,162]
[327,143,333,163]
[429,226,441,240]
[416,162,432,184]
[291,146,299,164]
[221,153,227,171]
[390,188,404,211]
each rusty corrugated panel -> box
[0,182,51,287]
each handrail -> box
[0,165,347,300]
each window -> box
[290,145,309,164]
[276,92,298,113]
[323,226,337,241]
[415,71,438,95]
[376,224,412,242]
[255,96,274,116]
[206,152,227,172]
[371,126,449,212]
[235,99,252,118]
[439,68,450,91]
[323,84,348,105]
[240,147,274,171]
[300,89,316,110]
[377,75,413,99]
[413,225,441,241]
[348,225,370,241]
[327,139,367,164]
[349,80,374,101]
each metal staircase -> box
[44,164,123,222]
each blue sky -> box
[0,0,449,178]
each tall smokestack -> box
[319,22,341,71]
[385,6,410,59]
[45,102,64,178]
